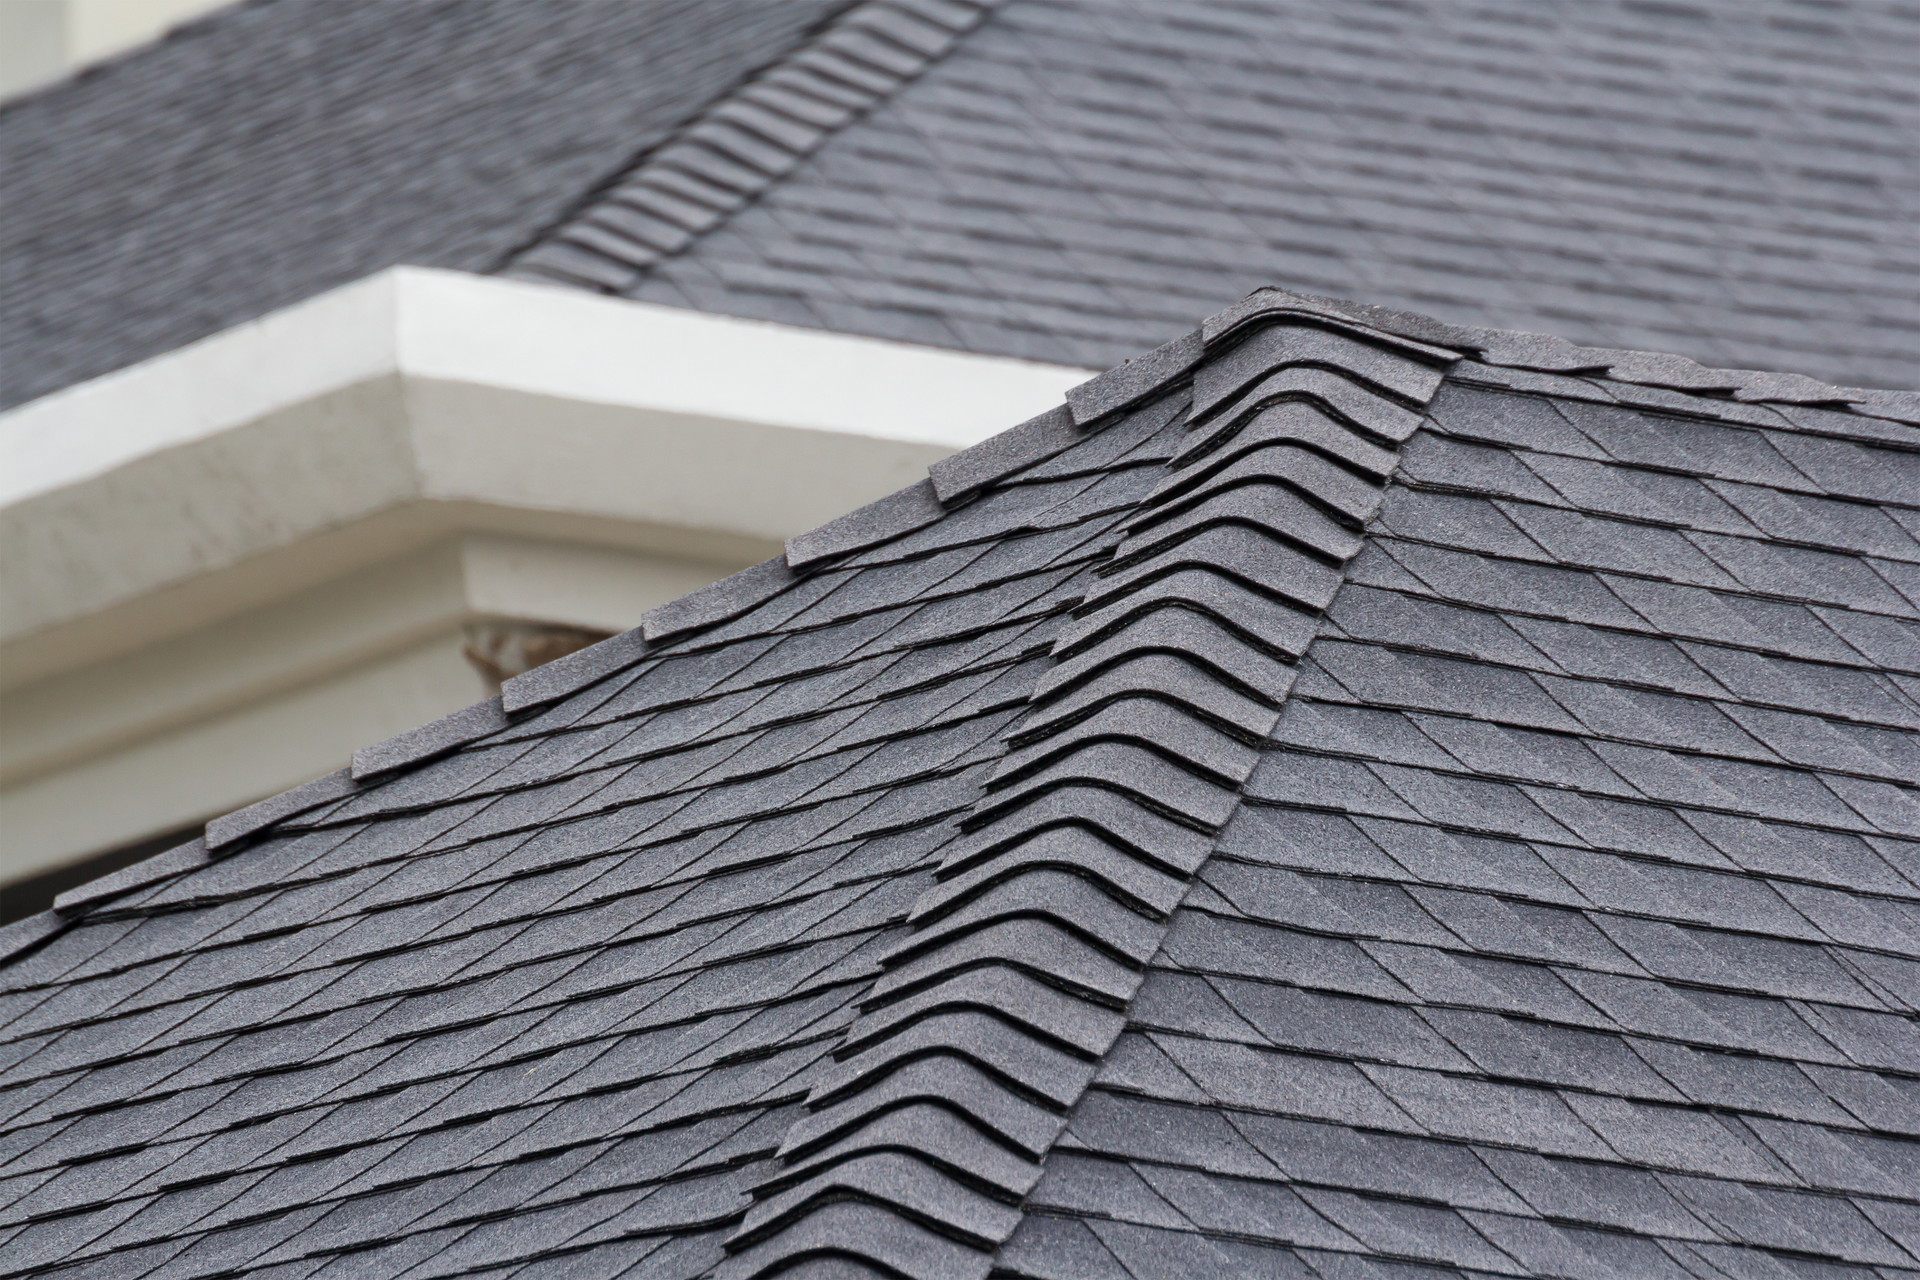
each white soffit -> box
[1,266,1094,508]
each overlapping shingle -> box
[575,2,1920,390]
[1019,367,1918,1280]
[6,289,1917,1279]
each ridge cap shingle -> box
[715,308,1458,1280]
[36,280,1899,933]
[9,286,1920,1277]
[504,0,1002,292]
[1228,288,1920,427]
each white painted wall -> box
[1,0,235,99]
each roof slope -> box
[522,0,1920,390]
[1002,366,1920,1280]
[1,295,1917,1280]
[8,1,1915,413]
[0,0,851,409]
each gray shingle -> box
[1359,1064,1613,1160]
[1416,1008,1686,1102]
[1474,1147,1715,1239]
[1463,1210,1700,1280]
[14,278,1920,1280]
[1,0,856,409]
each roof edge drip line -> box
[711,317,1457,1279]
[502,0,1002,293]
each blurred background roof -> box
[3,0,1917,410]
[1,0,233,99]
[0,0,849,406]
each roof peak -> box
[7,281,1920,1279]
[8,284,1909,957]
[1225,288,1920,425]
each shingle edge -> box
[203,767,359,852]
[717,311,1456,1280]
[785,477,946,568]
[0,911,66,965]
[928,404,1080,503]
[642,555,800,643]
[500,628,651,714]
[1064,329,1203,426]
[351,696,511,781]
[52,838,210,916]
[1221,287,1919,424]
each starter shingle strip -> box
[717,314,1443,1279]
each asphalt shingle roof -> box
[2,290,1916,1279]
[519,0,1920,390]
[5,0,1915,410]
[0,0,852,409]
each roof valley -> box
[714,312,1459,1278]
[502,0,1000,294]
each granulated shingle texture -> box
[9,1,1917,411]
[602,0,1920,388]
[0,381,1187,1279]
[1003,374,1920,1280]
[0,0,850,408]
[1,293,1915,1279]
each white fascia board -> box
[396,270,1084,452]
[2,271,401,506]
[1,266,1092,509]
[2,632,491,884]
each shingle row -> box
[716,317,1455,1278]
[0,442,1199,1277]
[1021,372,1920,1279]
[510,0,1000,293]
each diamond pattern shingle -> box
[509,1,1920,391]
[5,289,1917,1278]
[1020,369,1919,1280]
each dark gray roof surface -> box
[0,0,850,409]
[2,291,1917,1279]
[8,1,1917,413]
[522,0,1920,391]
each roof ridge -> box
[713,314,1457,1279]
[1220,288,1920,427]
[502,0,1000,293]
[16,284,1908,963]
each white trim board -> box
[2,266,1091,507]
[3,268,1093,674]
[0,267,1092,878]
